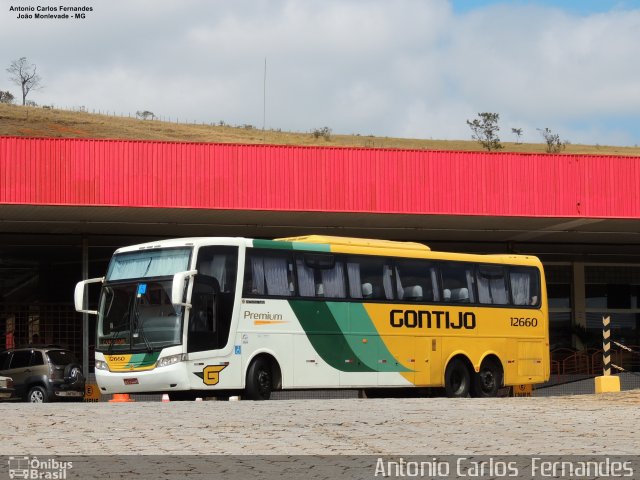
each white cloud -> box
[1,0,638,145]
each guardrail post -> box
[595,316,620,393]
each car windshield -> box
[47,350,78,366]
[97,279,183,353]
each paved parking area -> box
[1,391,639,456]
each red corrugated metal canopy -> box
[0,136,639,246]
[1,136,639,218]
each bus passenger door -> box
[186,274,241,390]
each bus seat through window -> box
[403,285,423,301]
[450,287,469,302]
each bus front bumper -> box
[96,362,190,394]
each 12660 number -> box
[510,317,538,327]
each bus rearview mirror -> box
[74,277,104,315]
[171,270,198,307]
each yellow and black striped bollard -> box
[595,316,620,393]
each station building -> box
[1,135,639,375]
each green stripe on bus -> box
[292,243,330,252]
[253,239,294,250]
[289,300,375,372]
[328,303,411,373]
[126,351,160,368]
[252,239,329,252]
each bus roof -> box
[112,236,541,268]
[276,235,431,251]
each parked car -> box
[0,375,14,400]
[0,346,85,403]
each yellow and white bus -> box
[75,235,549,400]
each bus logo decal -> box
[195,365,227,386]
[390,309,476,330]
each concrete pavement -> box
[1,391,639,456]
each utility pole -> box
[262,57,267,142]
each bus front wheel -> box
[444,358,471,398]
[471,358,503,398]
[245,358,273,400]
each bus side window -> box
[394,259,439,302]
[347,257,392,300]
[297,255,346,299]
[196,246,239,294]
[510,267,540,306]
[244,251,294,297]
[477,265,509,305]
[440,262,476,303]
[320,261,346,298]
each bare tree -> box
[7,57,42,106]
[511,127,523,144]
[466,112,503,151]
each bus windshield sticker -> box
[137,283,147,296]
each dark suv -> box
[0,346,85,403]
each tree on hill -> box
[466,112,503,151]
[0,90,14,104]
[136,110,155,120]
[511,127,523,144]
[538,127,568,153]
[7,57,42,106]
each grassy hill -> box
[1,103,638,156]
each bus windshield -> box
[96,248,191,353]
[106,248,191,281]
[97,279,183,353]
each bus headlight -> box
[156,354,186,368]
[95,360,109,371]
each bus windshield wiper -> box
[133,298,153,353]
[107,292,132,356]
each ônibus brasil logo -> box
[8,456,73,480]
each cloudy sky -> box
[1,0,639,146]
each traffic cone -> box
[162,393,170,402]
[109,393,134,402]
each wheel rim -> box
[30,390,44,403]
[479,369,495,393]
[257,369,271,397]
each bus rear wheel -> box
[245,358,272,400]
[471,358,503,398]
[444,358,471,398]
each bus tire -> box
[471,358,503,398]
[245,357,272,400]
[444,358,471,398]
